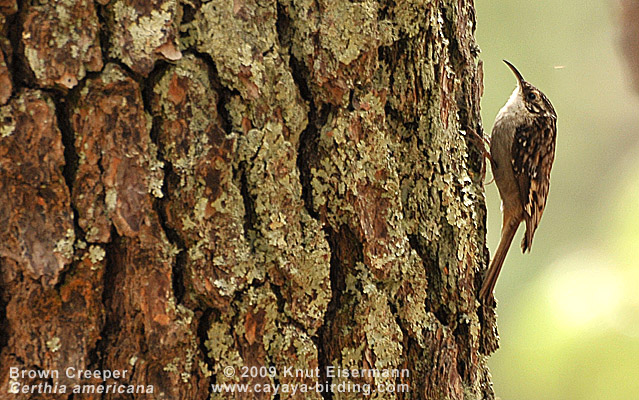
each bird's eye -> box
[527,92,537,101]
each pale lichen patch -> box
[87,245,105,263]
[54,228,76,261]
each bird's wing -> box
[511,115,557,252]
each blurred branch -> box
[620,0,639,94]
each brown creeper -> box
[479,60,557,302]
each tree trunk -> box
[0,0,498,399]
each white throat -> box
[495,87,527,124]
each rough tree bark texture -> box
[0,0,498,399]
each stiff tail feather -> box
[480,220,519,302]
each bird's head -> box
[504,60,556,119]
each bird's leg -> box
[465,127,494,184]
[467,127,493,162]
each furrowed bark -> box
[0,1,497,399]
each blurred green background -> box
[476,0,639,399]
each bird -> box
[479,60,557,303]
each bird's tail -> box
[480,218,519,302]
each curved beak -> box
[503,60,525,87]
